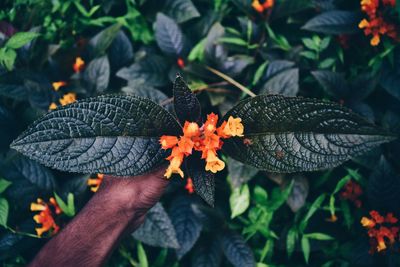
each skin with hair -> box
[28,167,168,267]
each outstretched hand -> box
[29,167,169,267]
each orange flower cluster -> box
[73,57,85,73]
[87,173,104,192]
[49,92,77,110]
[340,180,363,208]
[160,113,244,179]
[252,0,274,13]
[51,81,67,91]
[361,210,399,253]
[359,0,398,46]
[185,177,194,194]
[30,197,62,237]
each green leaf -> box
[221,231,255,267]
[0,179,11,194]
[5,32,40,49]
[286,227,297,258]
[223,95,395,173]
[88,24,121,57]
[54,192,75,217]
[302,11,361,34]
[302,38,319,51]
[268,179,294,211]
[0,48,17,71]
[252,61,269,86]
[137,242,149,267]
[260,68,299,96]
[218,37,248,46]
[300,51,317,60]
[230,184,250,218]
[304,232,334,240]
[318,58,336,69]
[253,186,268,205]
[155,13,185,56]
[133,203,179,249]
[11,95,181,176]
[188,38,206,62]
[164,0,200,23]
[173,73,201,124]
[300,194,326,232]
[0,198,9,227]
[301,236,310,264]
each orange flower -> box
[185,177,194,194]
[160,113,244,178]
[59,93,77,106]
[177,58,185,69]
[87,173,104,192]
[326,213,338,223]
[252,0,274,13]
[49,102,57,110]
[52,81,67,91]
[30,197,62,237]
[73,57,85,73]
[361,210,400,253]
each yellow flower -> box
[59,93,77,106]
[358,19,370,29]
[361,217,376,228]
[370,34,380,46]
[223,116,244,137]
[164,152,184,179]
[205,150,225,173]
[49,102,57,110]
[87,174,104,192]
[73,57,85,73]
[52,81,67,91]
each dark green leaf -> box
[192,239,222,267]
[155,13,185,56]
[220,231,255,267]
[83,55,110,92]
[205,23,227,63]
[0,198,8,227]
[272,0,313,19]
[170,196,202,259]
[367,156,400,212]
[287,175,309,213]
[186,156,215,206]
[302,11,361,34]
[117,55,169,87]
[300,194,326,231]
[227,157,258,188]
[133,203,179,249]
[304,232,334,240]
[109,30,134,70]
[311,70,349,99]
[173,73,201,124]
[260,68,299,96]
[264,60,295,80]
[5,32,40,49]
[380,65,400,101]
[223,95,395,173]
[164,0,200,23]
[11,95,181,176]
[0,179,11,194]
[88,24,121,58]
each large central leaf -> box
[11,95,181,176]
[223,95,396,173]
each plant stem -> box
[206,66,257,97]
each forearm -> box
[29,168,167,267]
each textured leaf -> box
[109,30,134,70]
[116,55,169,87]
[133,203,179,248]
[227,157,258,188]
[88,24,121,58]
[186,156,215,206]
[173,73,201,124]
[264,60,295,80]
[367,157,400,212]
[222,95,395,173]
[192,239,222,267]
[260,68,299,96]
[302,11,361,34]
[170,196,202,259]
[311,70,349,99]
[155,13,185,56]
[164,0,200,23]
[11,95,181,176]
[83,55,110,92]
[221,231,255,267]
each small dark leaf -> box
[155,13,185,56]
[117,54,169,87]
[302,11,361,34]
[349,73,377,101]
[192,239,222,267]
[311,70,349,99]
[186,156,215,206]
[260,68,299,96]
[109,30,134,70]
[223,95,395,173]
[272,0,313,19]
[88,24,121,58]
[221,55,254,77]
[83,55,110,93]
[173,73,201,124]
[11,95,181,176]
[380,65,400,101]
[0,104,17,151]
[220,231,255,267]
[205,23,227,64]
[264,60,295,80]
[227,157,258,188]
[133,203,179,248]
[367,156,400,212]
[286,175,309,212]
[170,196,202,259]
[164,0,200,23]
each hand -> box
[29,166,169,267]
